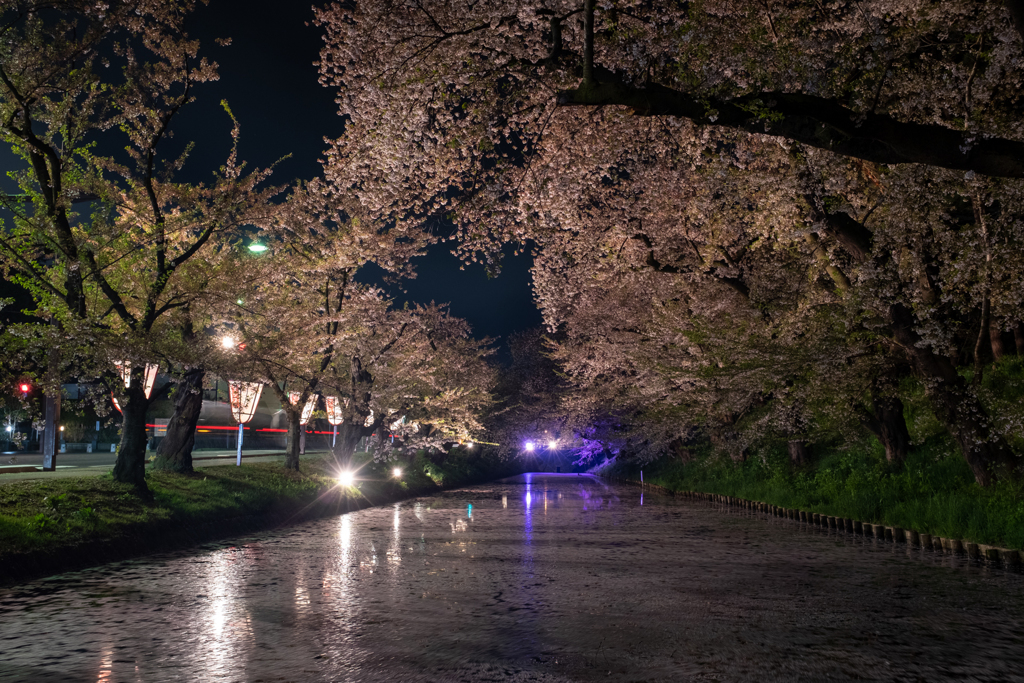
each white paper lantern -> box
[325,396,345,426]
[230,381,264,424]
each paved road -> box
[1,473,1022,681]
[0,450,292,482]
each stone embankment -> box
[605,477,1024,568]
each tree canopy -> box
[318,0,1024,485]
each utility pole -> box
[41,390,60,471]
[41,327,61,471]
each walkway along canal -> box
[1,473,1022,681]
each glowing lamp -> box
[548,440,557,449]
[248,243,268,253]
[338,471,355,486]
[19,383,29,393]
[393,467,402,478]
[466,441,474,448]
[221,336,236,349]
[5,426,11,432]
[525,441,535,451]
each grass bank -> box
[597,437,1024,551]
[0,448,522,585]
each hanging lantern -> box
[325,396,346,448]
[288,391,318,425]
[325,396,345,426]
[142,363,158,399]
[230,381,263,423]
[229,381,263,466]
[111,361,160,412]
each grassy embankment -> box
[0,448,521,583]
[599,361,1024,551]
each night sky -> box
[0,0,543,359]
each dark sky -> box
[1,0,542,359]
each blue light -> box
[467,503,472,519]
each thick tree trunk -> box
[329,355,376,471]
[788,440,809,465]
[285,407,301,472]
[890,305,1019,485]
[152,368,204,473]
[864,393,911,464]
[112,382,150,492]
[332,421,364,472]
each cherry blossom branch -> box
[557,71,1024,178]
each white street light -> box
[393,467,402,478]
[338,471,355,486]
[221,336,236,349]
[548,440,557,449]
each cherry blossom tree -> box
[488,328,571,459]
[539,134,1024,482]
[316,300,495,471]
[211,180,431,472]
[0,0,282,492]
[316,0,1024,260]
[316,0,1024,484]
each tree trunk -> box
[329,355,376,471]
[285,407,301,472]
[152,368,204,473]
[112,381,150,493]
[788,440,809,465]
[990,320,1006,361]
[864,393,911,464]
[332,421,364,472]
[890,305,1019,485]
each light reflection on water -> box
[1,473,1023,682]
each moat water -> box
[1,473,1022,682]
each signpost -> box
[230,381,263,465]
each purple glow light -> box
[525,441,535,451]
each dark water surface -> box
[2,474,1023,682]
